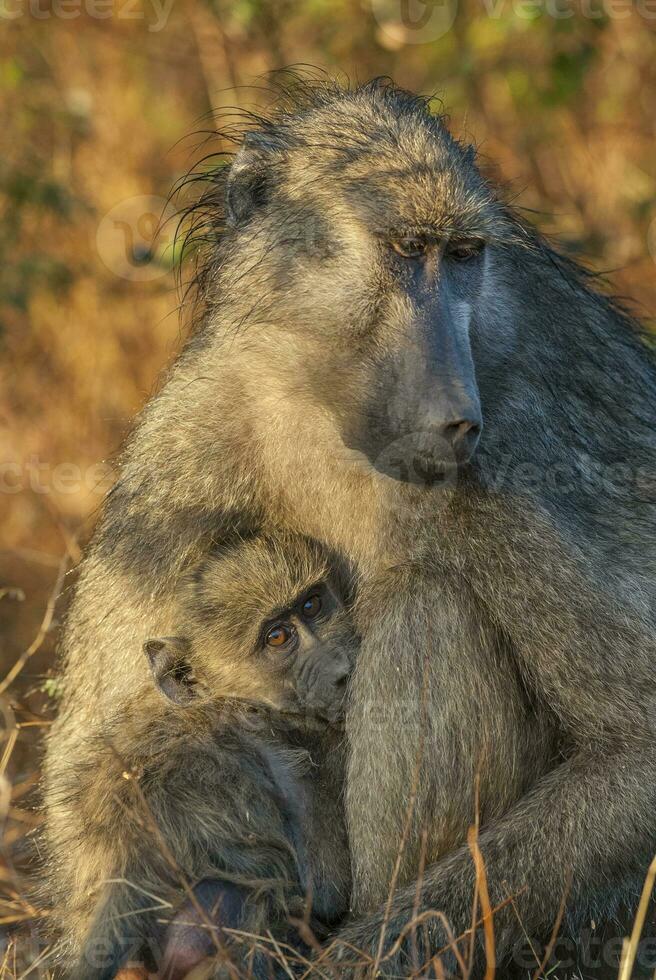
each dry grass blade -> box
[505,884,536,970]
[288,917,338,980]
[0,700,18,791]
[380,907,469,975]
[618,854,656,980]
[317,936,375,978]
[467,825,495,980]
[410,828,429,975]
[0,554,69,697]
[230,926,320,973]
[265,930,297,980]
[531,877,570,980]
[16,936,63,978]
[466,774,482,978]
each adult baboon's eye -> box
[301,593,322,619]
[391,237,428,259]
[446,239,485,262]
[265,623,295,649]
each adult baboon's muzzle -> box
[423,290,482,464]
[426,408,482,465]
[382,290,483,476]
[407,388,482,472]
[376,416,479,488]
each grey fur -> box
[44,77,656,978]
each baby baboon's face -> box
[248,575,351,722]
[144,535,356,724]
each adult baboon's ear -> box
[225,133,282,227]
[144,636,202,706]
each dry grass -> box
[2,2,656,976]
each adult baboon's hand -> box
[320,899,468,980]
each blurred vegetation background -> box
[0,0,655,968]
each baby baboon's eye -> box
[265,623,295,649]
[301,593,322,619]
[391,237,428,259]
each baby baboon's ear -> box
[144,636,201,706]
[226,133,283,226]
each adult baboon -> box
[44,78,656,977]
[58,532,353,978]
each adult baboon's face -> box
[223,93,518,484]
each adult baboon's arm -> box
[342,560,560,970]
[344,563,536,919]
[338,501,656,976]
[332,741,656,976]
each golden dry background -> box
[0,0,656,970]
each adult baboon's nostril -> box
[443,419,481,462]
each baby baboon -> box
[46,77,656,978]
[65,532,353,979]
